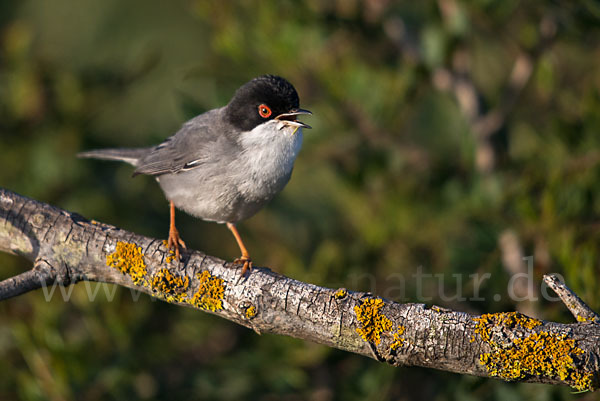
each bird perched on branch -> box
[79,75,311,275]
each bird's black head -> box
[225,75,303,132]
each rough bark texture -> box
[1,187,599,391]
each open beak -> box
[275,108,312,129]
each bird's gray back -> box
[134,108,240,176]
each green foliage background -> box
[1,1,599,400]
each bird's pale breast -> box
[158,122,303,223]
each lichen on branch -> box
[472,312,594,391]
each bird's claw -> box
[234,256,252,276]
[167,227,186,260]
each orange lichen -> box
[245,305,257,319]
[473,312,593,391]
[106,242,229,312]
[472,312,541,344]
[190,270,225,311]
[162,240,176,263]
[334,288,347,299]
[354,298,392,345]
[390,326,405,350]
[576,315,597,323]
[106,241,147,285]
[150,268,189,303]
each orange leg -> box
[167,201,186,259]
[226,222,252,275]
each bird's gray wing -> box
[133,115,236,176]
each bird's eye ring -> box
[258,104,272,118]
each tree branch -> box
[1,187,599,391]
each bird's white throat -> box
[238,120,303,192]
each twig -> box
[0,260,55,301]
[543,274,600,323]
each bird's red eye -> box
[258,104,272,118]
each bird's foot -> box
[234,256,252,276]
[167,227,187,260]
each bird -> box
[79,75,311,275]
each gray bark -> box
[1,187,598,391]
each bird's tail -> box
[77,148,150,167]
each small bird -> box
[79,75,311,274]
